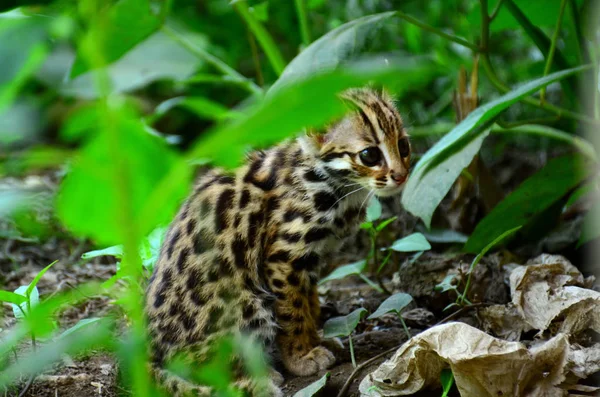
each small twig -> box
[489,0,505,21]
[18,374,34,397]
[540,0,568,104]
[434,302,492,326]
[336,345,400,397]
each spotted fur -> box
[144,87,411,396]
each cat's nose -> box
[390,171,407,184]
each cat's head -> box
[302,87,411,198]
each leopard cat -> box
[144,87,411,396]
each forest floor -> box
[1,146,598,397]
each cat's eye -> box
[398,137,410,158]
[359,147,382,166]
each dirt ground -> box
[1,147,595,397]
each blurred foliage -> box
[0,0,599,395]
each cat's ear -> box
[299,128,326,155]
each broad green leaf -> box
[0,15,49,112]
[422,229,468,244]
[367,293,413,319]
[293,373,330,397]
[0,290,26,305]
[319,260,366,284]
[62,30,206,98]
[390,233,431,252]
[82,245,124,260]
[465,154,590,253]
[70,0,161,77]
[56,110,191,246]
[58,317,103,340]
[366,196,382,222]
[154,96,240,122]
[269,11,396,94]
[190,57,437,167]
[140,226,167,271]
[323,308,368,338]
[402,66,588,227]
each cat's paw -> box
[286,346,336,376]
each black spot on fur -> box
[153,292,166,308]
[304,227,332,243]
[242,305,255,319]
[216,174,235,185]
[266,196,280,214]
[282,232,302,243]
[313,191,338,212]
[180,312,196,330]
[294,327,303,335]
[215,189,234,232]
[292,253,319,271]
[193,233,209,254]
[321,151,350,162]
[205,306,223,333]
[278,313,293,322]
[186,218,197,236]
[334,217,345,228]
[233,215,241,228]
[244,156,277,191]
[292,298,303,308]
[283,209,311,223]
[324,167,353,178]
[272,279,284,289]
[218,257,234,277]
[176,248,189,272]
[239,188,251,210]
[268,250,290,263]
[232,236,247,268]
[186,268,201,290]
[218,286,237,301]
[190,290,207,306]
[304,169,328,182]
[287,273,300,286]
[167,229,180,259]
[309,273,319,285]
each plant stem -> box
[358,273,384,293]
[348,334,356,368]
[541,0,568,103]
[294,0,311,47]
[233,1,286,76]
[159,0,173,23]
[395,10,478,51]
[161,25,263,96]
[247,28,264,86]
[399,316,411,340]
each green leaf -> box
[465,155,590,253]
[82,245,124,260]
[441,368,454,397]
[366,196,382,222]
[0,290,26,305]
[56,110,191,246]
[293,373,330,397]
[269,11,396,94]
[58,317,103,340]
[375,216,398,232]
[402,66,588,227]
[154,96,240,122]
[323,308,368,338]
[435,274,458,293]
[70,0,161,77]
[12,285,38,319]
[367,293,413,319]
[0,15,49,112]
[390,233,431,252]
[26,260,58,298]
[62,30,206,98]
[422,229,468,244]
[319,260,366,284]
[190,57,437,167]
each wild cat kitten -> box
[145,87,411,396]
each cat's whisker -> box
[359,189,375,214]
[329,186,365,210]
